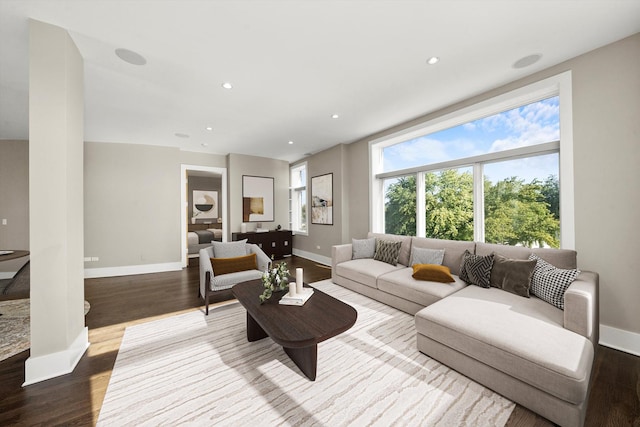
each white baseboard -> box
[0,272,16,279]
[84,262,183,279]
[292,249,331,267]
[599,324,640,357]
[23,326,89,386]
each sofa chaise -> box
[331,232,598,427]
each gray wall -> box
[0,140,29,250]
[332,33,640,336]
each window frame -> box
[289,162,308,235]
[369,71,575,249]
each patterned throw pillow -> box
[529,254,580,310]
[459,250,494,288]
[352,237,376,259]
[212,239,248,258]
[410,247,445,266]
[373,240,402,266]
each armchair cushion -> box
[211,253,257,276]
[212,239,248,258]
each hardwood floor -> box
[0,255,638,426]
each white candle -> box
[240,223,247,233]
[288,281,297,297]
[296,268,304,294]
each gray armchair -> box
[199,242,271,314]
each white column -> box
[24,20,88,386]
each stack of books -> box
[279,288,314,306]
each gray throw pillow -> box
[459,250,494,288]
[410,247,445,266]
[490,254,537,297]
[352,237,376,259]
[212,239,248,258]
[529,254,579,310]
[373,240,402,266]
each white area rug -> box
[98,280,514,426]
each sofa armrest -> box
[199,248,214,298]
[248,243,270,272]
[332,244,352,281]
[564,271,599,347]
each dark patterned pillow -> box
[529,254,580,310]
[459,250,494,288]
[373,240,402,266]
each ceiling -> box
[1,1,639,163]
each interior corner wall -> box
[292,144,348,259]
[84,142,181,270]
[26,19,87,385]
[0,140,29,250]
[341,33,640,342]
[227,153,289,240]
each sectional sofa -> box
[331,232,598,427]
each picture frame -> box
[311,173,333,225]
[242,175,274,223]
[192,190,218,221]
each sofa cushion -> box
[374,239,402,266]
[335,258,404,289]
[412,264,454,283]
[212,239,248,258]
[211,253,257,276]
[476,242,578,270]
[410,237,475,275]
[377,267,466,307]
[415,285,594,404]
[368,233,412,266]
[410,247,445,266]
[352,237,376,259]
[529,254,580,310]
[459,250,494,288]
[490,254,536,297]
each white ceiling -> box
[1,1,639,163]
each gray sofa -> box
[331,232,598,427]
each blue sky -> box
[383,96,560,183]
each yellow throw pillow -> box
[211,253,257,276]
[412,263,455,283]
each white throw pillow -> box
[410,247,445,266]
[352,237,376,259]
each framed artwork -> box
[242,175,274,222]
[193,190,218,220]
[311,173,333,225]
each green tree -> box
[484,177,560,248]
[540,175,559,220]
[424,170,474,240]
[384,176,416,235]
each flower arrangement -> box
[259,261,289,303]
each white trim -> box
[600,325,640,357]
[84,262,182,279]
[23,327,89,386]
[289,162,309,234]
[180,165,228,268]
[0,272,16,279]
[557,71,575,249]
[473,164,484,242]
[292,248,331,267]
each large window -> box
[290,163,308,234]
[370,73,574,248]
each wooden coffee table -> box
[232,279,357,381]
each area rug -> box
[97,280,514,426]
[0,299,91,362]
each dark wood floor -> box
[0,255,638,426]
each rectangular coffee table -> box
[232,279,357,381]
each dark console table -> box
[232,230,292,259]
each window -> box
[370,73,574,248]
[290,163,308,234]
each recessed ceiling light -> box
[288,140,294,145]
[174,133,190,138]
[331,114,340,119]
[222,82,233,89]
[115,48,147,66]
[205,126,213,131]
[426,56,439,65]
[513,54,542,69]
